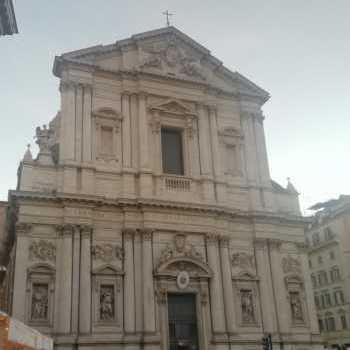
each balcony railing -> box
[164,176,191,192]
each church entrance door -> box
[168,293,199,350]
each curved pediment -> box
[156,256,213,279]
[28,263,55,275]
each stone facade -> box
[305,196,350,347]
[2,27,322,350]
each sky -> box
[1,0,349,213]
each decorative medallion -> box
[29,240,56,262]
[177,271,190,290]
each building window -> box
[312,232,320,245]
[326,316,336,331]
[334,290,344,305]
[309,259,312,268]
[340,315,347,329]
[330,267,340,282]
[311,274,317,288]
[330,251,335,260]
[318,318,324,332]
[314,295,320,309]
[324,227,333,240]
[318,255,323,264]
[325,293,332,307]
[161,128,184,175]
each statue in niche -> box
[100,285,114,321]
[241,289,255,323]
[31,284,49,320]
[290,292,303,322]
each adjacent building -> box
[305,195,350,347]
[0,0,18,36]
[1,26,322,350]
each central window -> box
[161,128,184,175]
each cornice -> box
[9,190,307,227]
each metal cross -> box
[162,10,173,27]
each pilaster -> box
[197,103,212,177]
[254,238,277,333]
[71,225,80,334]
[134,230,143,333]
[79,225,92,334]
[122,92,132,169]
[206,233,226,337]
[82,84,93,162]
[141,229,156,333]
[60,81,76,161]
[12,223,31,322]
[219,236,236,335]
[123,228,136,333]
[55,224,74,334]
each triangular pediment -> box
[149,99,195,115]
[53,26,269,103]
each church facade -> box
[2,27,322,350]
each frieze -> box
[92,243,124,263]
[231,252,255,270]
[282,255,301,275]
[29,240,56,263]
[158,234,203,266]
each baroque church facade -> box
[2,27,322,350]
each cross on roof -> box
[162,10,173,27]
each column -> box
[299,244,319,333]
[138,92,149,170]
[197,104,211,176]
[82,84,92,162]
[134,230,143,333]
[123,229,136,333]
[142,229,156,333]
[79,225,92,334]
[206,234,226,336]
[122,92,132,169]
[56,224,73,334]
[269,240,289,333]
[219,236,236,334]
[60,81,76,161]
[254,239,277,333]
[12,223,31,322]
[71,225,80,334]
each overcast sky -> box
[1,0,349,213]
